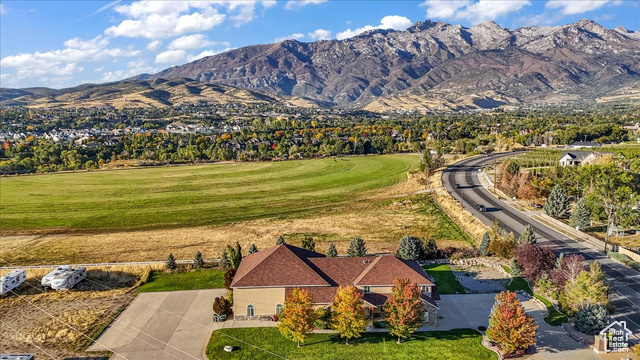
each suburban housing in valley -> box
[230,244,440,325]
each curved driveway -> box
[442,153,640,336]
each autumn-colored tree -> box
[561,261,608,315]
[384,278,426,344]
[278,288,317,347]
[514,244,556,282]
[551,254,585,288]
[486,291,537,357]
[331,285,367,345]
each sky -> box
[0,0,638,89]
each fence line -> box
[0,258,222,270]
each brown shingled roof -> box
[354,255,435,286]
[231,244,329,288]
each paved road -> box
[442,153,640,337]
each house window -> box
[421,286,429,293]
[247,304,255,317]
[363,286,370,293]
[275,303,284,315]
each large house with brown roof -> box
[230,244,440,326]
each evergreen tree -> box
[166,252,176,270]
[555,252,565,269]
[248,243,258,254]
[301,236,316,252]
[486,291,537,357]
[397,235,422,261]
[276,236,286,245]
[326,243,338,258]
[544,185,570,218]
[193,250,204,269]
[478,231,491,256]
[384,278,426,344]
[569,198,591,230]
[574,305,609,335]
[331,285,367,345]
[347,237,367,257]
[510,258,524,277]
[226,242,242,270]
[518,225,536,245]
[278,288,317,347]
[422,238,438,259]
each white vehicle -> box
[0,269,27,295]
[50,267,87,291]
[41,265,72,290]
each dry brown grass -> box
[0,274,139,359]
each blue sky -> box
[1,0,638,89]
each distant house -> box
[230,244,440,325]
[570,141,602,149]
[559,151,602,167]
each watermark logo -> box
[600,320,632,353]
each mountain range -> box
[2,19,639,111]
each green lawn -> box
[138,269,225,292]
[505,277,567,326]
[0,155,419,232]
[206,328,496,360]
[422,264,466,294]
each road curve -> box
[442,153,640,336]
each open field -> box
[0,272,140,359]
[205,328,496,360]
[0,155,419,233]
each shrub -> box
[314,307,332,329]
[224,269,236,290]
[574,305,609,335]
[276,236,286,245]
[302,236,316,252]
[166,253,176,270]
[489,238,515,259]
[193,250,204,269]
[213,296,232,315]
[537,275,553,296]
[248,243,258,254]
[514,244,556,282]
[422,238,438,259]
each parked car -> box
[476,204,486,212]
[455,184,461,189]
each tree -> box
[326,243,338,258]
[569,198,591,230]
[278,288,317,347]
[347,237,367,257]
[213,296,231,315]
[478,231,491,256]
[486,291,537,357]
[574,305,609,335]
[489,219,505,244]
[301,236,316,252]
[552,254,585,288]
[561,261,608,315]
[397,235,422,260]
[224,269,236,290]
[517,225,536,245]
[166,253,176,270]
[422,238,438,259]
[384,278,426,344]
[276,236,286,245]
[489,232,516,259]
[544,185,570,218]
[514,244,556,282]
[226,242,243,270]
[193,250,204,269]
[221,249,231,270]
[248,243,258,254]
[331,285,367,345]
[510,258,524,277]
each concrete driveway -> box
[89,289,226,360]
[420,293,506,331]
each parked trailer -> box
[41,265,73,290]
[50,267,87,291]
[0,355,35,360]
[0,269,27,295]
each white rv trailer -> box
[50,267,87,291]
[0,269,27,295]
[41,265,73,290]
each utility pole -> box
[493,162,497,192]
[461,189,464,208]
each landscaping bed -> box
[206,328,497,360]
[138,269,226,292]
[505,277,567,326]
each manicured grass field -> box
[506,277,567,326]
[0,155,418,233]
[138,269,225,292]
[205,328,496,360]
[422,264,466,294]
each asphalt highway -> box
[442,153,640,336]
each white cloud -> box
[101,59,160,82]
[308,29,332,40]
[336,15,412,40]
[275,33,305,42]
[0,35,139,79]
[285,0,328,10]
[155,49,187,64]
[146,40,162,51]
[421,0,530,24]
[262,0,277,9]
[187,48,230,62]
[167,34,229,50]
[105,1,274,39]
[546,0,613,15]
[89,0,121,17]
